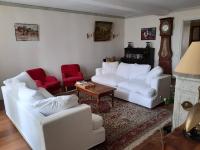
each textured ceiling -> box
[1,0,200,17]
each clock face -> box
[162,24,169,32]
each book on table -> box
[76,81,95,89]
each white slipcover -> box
[1,72,105,150]
[92,63,171,108]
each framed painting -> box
[141,27,156,40]
[14,23,39,41]
[94,21,113,41]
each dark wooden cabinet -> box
[120,47,155,68]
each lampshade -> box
[175,41,200,76]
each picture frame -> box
[14,23,39,41]
[141,27,156,40]
[94,21,113,41]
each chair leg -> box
[65,86,68,91]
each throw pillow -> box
[146,66,163,84]
[33,95,79,116]
[129,64,151,80]
[116,62,130,79]
[102,61,119,74]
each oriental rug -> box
[79,95,172,150]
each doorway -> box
[181,19,200,57]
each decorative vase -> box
[128,42,134,48]
[146,42,151,48]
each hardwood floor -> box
[133,130,165,150]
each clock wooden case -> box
[159,17,174,74]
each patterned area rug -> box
[79,95,172,150]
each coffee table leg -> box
[77,92,79,98]
[111,92,114,107]
[97,96,100,111]
[77,90,80,103]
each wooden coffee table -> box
[75,82,116,108]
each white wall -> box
[181,21,190,57]
[125,7,200,71]
[0,5,124,99]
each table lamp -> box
[175,41,200,140]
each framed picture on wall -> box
[14,23,39,41]
[141,27,156,40]
[94,21,113,41]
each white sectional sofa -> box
[1,72,105,150]
[92,62,171,108]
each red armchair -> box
[27,68,61,93]
[61,64,84,89]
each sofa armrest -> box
[96,68,102,76]
[41,104,92,150]
[150,74,171,98]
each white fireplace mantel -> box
[172,75,200,129]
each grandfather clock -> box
[159,17,174,74]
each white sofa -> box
[1,72,105,150]
[92,62,171,108]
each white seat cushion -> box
[91,74,127,87]
[102,61,119,74]
[118,80,156,97]
[92,114,103,130]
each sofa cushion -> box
[38,87,53,98]
[5,80,26,100]
[129,64,151,80]
[18,85,46,104]
[33,95,79,116]
[92,74,127,87]
[3,72,37,89]
[92,114,103,130]
[102,61,119,74]
[146,66,163,84]
[118,80,156,97]
[116,63,131,79]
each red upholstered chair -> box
[61,64,84,89]
[27,68,61,93]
